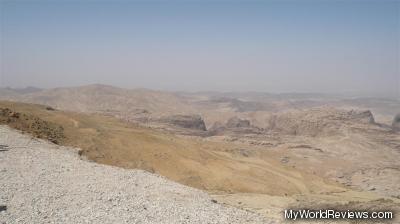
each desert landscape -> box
[1,0,399,223]
[1,85,399,223]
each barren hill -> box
[1,100,399,222]
[0,101,339,196]
[1,84,194,116]
[0,126,270,224]
[2,85,399,128]
[1,85,400,221]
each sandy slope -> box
[0,126,272,224]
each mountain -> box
[2,84,398,126]
[1,84,195,115]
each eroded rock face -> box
[208,121,226,135]
[347,110,375,124]
[392,114,400,131]
[209,117,261,136]
[266,109,376,137]
[160,114,207,131]
[226,117,251,128]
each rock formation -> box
[266,108,376,137]
[159,114,207,131]
[392,113,400,131]
[226,117,251,128]
[347,110,375,124]
[209,117,261,135]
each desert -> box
[1,85,399,223]
[1,1,399,223]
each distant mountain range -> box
[1,84,399,125]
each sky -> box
[0,0,399,97]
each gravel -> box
[0,125,271,224]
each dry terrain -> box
[0,101,340,196]
[1,85,400,222]
[0,126,270,224]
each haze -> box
[1,0,399,97]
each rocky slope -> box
[0,126,271,224]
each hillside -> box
[0,84,194,116]
[0,101,337,196]
[1,100,400,222]
[0,126,270,224]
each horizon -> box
[1,0,399,97]
[1,83,399,99]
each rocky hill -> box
[1,85,399,128]
[0,126,270,224]
[0,84,194,116]
[265,108,375,136]
[1,100,399,222]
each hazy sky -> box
[1,0,399,96]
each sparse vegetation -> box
[0,107,64,144]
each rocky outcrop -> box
[266,108,376,137]
[208,121,226,135]
[392,114,400,131]
[159,114,207,131]
[226,117,251,128]
[347,110,375,124]
[209,117,261,135]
